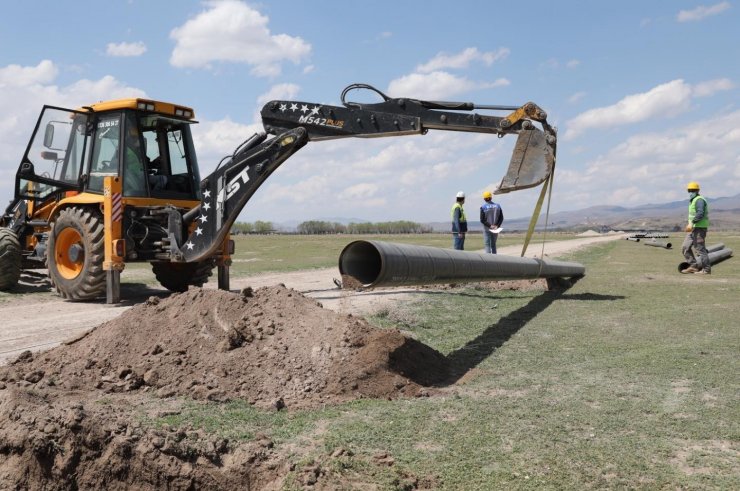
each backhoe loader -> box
[0,83,556,303]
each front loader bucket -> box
[494,128,554,194]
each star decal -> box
[199,214,208,223]
[290,103,298,112]
[300,104,309,113]
[310,106,320,115]
[195,227,203,236]
[185,241,195,250]
[203,201,211,211]
[279,103,287,112]
[203,189,211,198]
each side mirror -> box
[43,123,55,148]
[40,151,59,161]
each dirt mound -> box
[0,285,449,489]
[3,285,448,409]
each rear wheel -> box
[151,260,215,292]
[48,207,106,300]
[0,228,22,291]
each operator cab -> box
[14,99,202,206]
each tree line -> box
[297,220,432,235]
[231,221,274,234]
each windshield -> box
[17,106,89,201]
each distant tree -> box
[254,221,273,234]
[231,221,254,234]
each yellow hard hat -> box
[687,181,700,191]
[483,191,492,199]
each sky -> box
[1,0,738,226]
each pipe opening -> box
[339,241,382,285]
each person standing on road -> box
[451,191,468,250]
[681,181,710,275]
[480,191,504,254]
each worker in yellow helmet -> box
[680,181,710,274]
[480,191,504,253]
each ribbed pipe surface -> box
[339,240,585,288]
[678,247,733,272]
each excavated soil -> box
[0,285,449,489]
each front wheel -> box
[0,228,22,291]
[151,260,215,292]
[48,207,106,300]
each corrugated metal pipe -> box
[677,246,733,272]
[707,243,725,253]
[338,240,585,288]
[644,240,672,249]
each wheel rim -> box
[55,228,84,279]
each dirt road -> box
[0,234,624,364]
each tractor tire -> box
[48,207,106,300]
[0,228,22,291]
[151,259,215,293]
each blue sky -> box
[1,0,738,225]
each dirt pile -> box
[0,285,449,489]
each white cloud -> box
[677,1,730,22]
[256,84,301,106]
[416,47,509,73]
[692,78,735,97]
[560,110,740,209]
[568,91,586,104]
[565,79,693,139]
[387,71,509,99]
[565,78,737,139]
[566,59,581,69]
[0,59,57,86]
[337,182,379,200]
[169,0,311,76]
[106,41,147,57]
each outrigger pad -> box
[494,128,554,194]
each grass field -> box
[149,233,739,489]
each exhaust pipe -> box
[338,240,585,288]
[644,240,672,249]
[678,247,733,272]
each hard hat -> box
[687,181,700,191]
[483,191,492,199]
[456,191,465,199]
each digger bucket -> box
[494,128,555,194]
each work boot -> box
[681,266,699,274]
[694,270,711,275]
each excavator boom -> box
[261,83,556,194]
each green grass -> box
[140,233,739,489]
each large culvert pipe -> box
[707,243,725,253]
[339,240,585,288]
[677,247,733,273]
[644,240,672,249]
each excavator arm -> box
[176,83,556,263]
[261,83,556,193]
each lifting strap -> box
[520,168,555,259]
